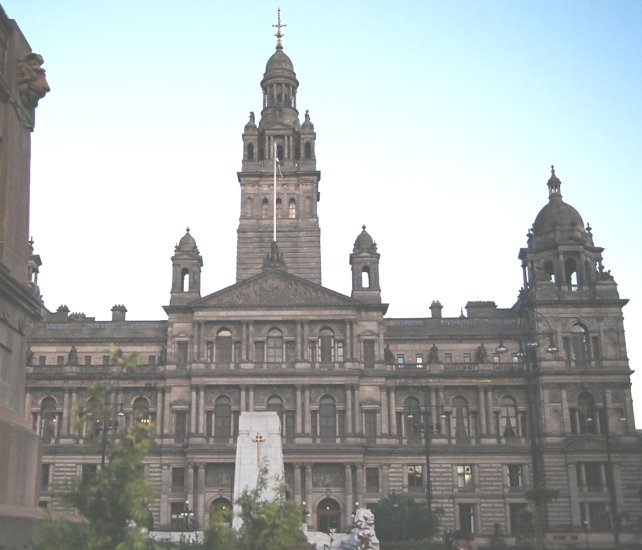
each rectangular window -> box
[39,355,46,366]
[416,354,423,367]
[363,341,375,368]
[234,341,241,362]
[177,342,188,368]
[444,352,453,363]
[506,464,523,488]
[41,464,51,491]
[577,462,605,492]
[206,341,214,362]
[308,341,317,364]
[285,411,295,442]
[84,356,92,366]
[286,341,296,363]
[365,467,380,493]
[148,355,156,366]
[170,501,186,530]
[254,341,265,365]
[492,354,500,363]
[592,337,601,360]
[82,464,97,483]
[396,354,405,366]
[57,355,64,366]
[463,352,472,363]
[364,411,377,444]
[458,503,476,534]
[171,467,185,491]
[102,355,110,365]
[174,411,188,443]
[457,464,474,491]
[336,341,345,362]
[581,502,611,531]
[407,464,424,490]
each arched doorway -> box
[317,498,340,533]
[210,497,232,524]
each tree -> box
[202,471,312,550]
[373,493,442,543]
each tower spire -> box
[273,8,286,49]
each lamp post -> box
[405,404,447,514]
[182,498,194,531]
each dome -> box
[532,197,584,234]
[265,48,295,76]
[353,225,376,252]
[531,167,585,236]
[177,228,197,250]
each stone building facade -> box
[0,4,49,545]
[26,27,640,547]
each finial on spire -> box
[186,226,190,233]
[547,164,561,197]
[273,8,286,49]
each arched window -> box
[565,258,578,289]
[319,328,335,363]
[266,395,284,429]
[404,396,421,442]
[266,328,283,363]
[566,323,591,366]
[216,329,233,363]
[133,396,152,425]
[452,397,470,443]
[276,198,283,219]
[361,266,371,289]
[40,397,58,443]
[319,395,336,443]
[304,142,312,159]
[500,396,518,441]
[288,198,296,219]
[544,260,555,282]
[577,392,597,434]
[214,396,232,441]
[181,268,190,292]
[247,143,254,160]
[261,198,269,219]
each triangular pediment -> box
[193,269,357,309]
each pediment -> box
[194,269,357,309]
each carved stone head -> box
[16,53,50,108]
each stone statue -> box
[427,344,439,364]
[384,344,395,365]
[475,343,488,363]
[354,508,379,549]
[16,53,50,108]
[68,346,78,366]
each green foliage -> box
[373,493,442,542]
[65,420,156,550]
[488,522,508,550]
[34,517,87,550]
[202,471,311,550]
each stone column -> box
[353,385,360,433]
[380,386,389,435]
[156,387,163,437]
[561,388,570,433]
[355,464,364,506]
[486,387,494,434]
[382,465,390,496]
[304,386,311,433]
[296,386,302,433]
[346,386,353,435]
[197,463,205,528]
[240,385,246,412]
[293,463,302,502]
[248,385,254,411]
[344,464,353,527]
[305,464,313,513]
[186,464,195,506]
[478,387,487,434]
[160,464,171,527]
[199,386,205,434]
[190,387,197,434]
[389,388,397,436]
[567,462,580,526]
[163,388,171,440]
[61,388,70,437]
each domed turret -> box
[170,228,203,306]
[350,225,381,303]
[519,167,611,295]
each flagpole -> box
[273,142,277,242]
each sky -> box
[4,1,642,419]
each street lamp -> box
[182,499,194,531]
[405,404,447,514]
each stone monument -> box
[232,411,284,529]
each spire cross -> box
[253,432,266,465]
[273,8,286,49]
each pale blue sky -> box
[4,1,642,418]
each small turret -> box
[170,228,203,306]
[350,225,381,304]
